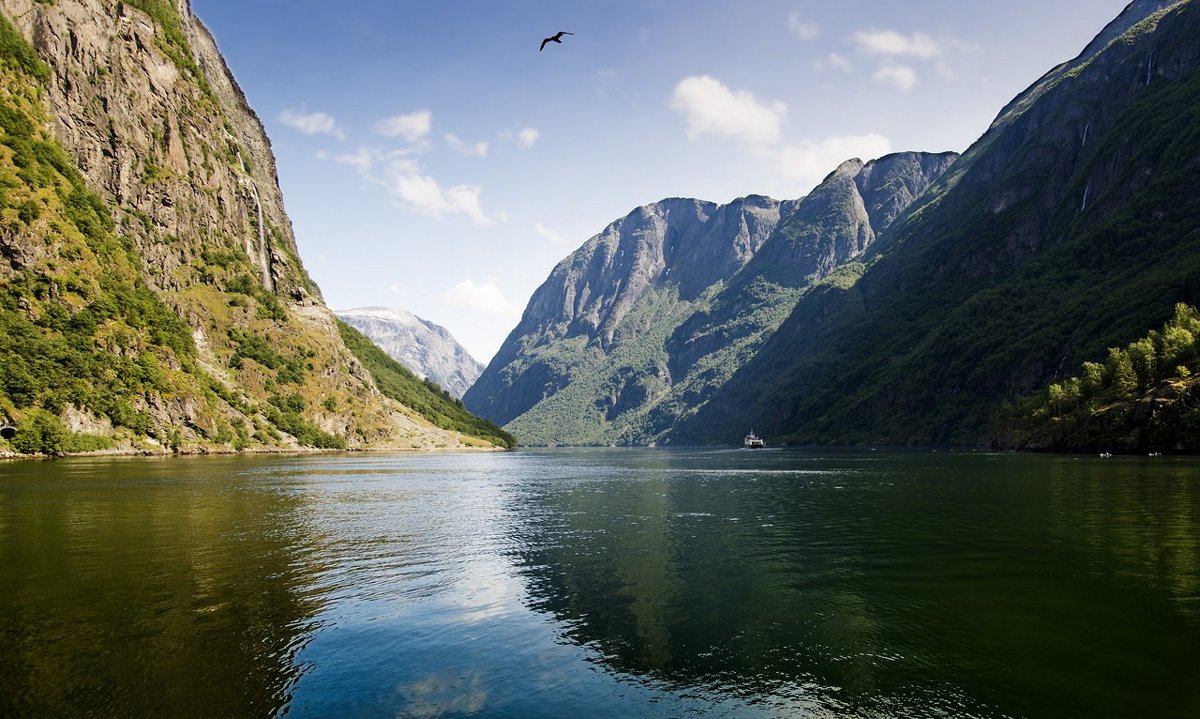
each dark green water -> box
[1,449,1197,718]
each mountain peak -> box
[336,308,482,398]
[465,152,956,440]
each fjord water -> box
[1,450,1197,718]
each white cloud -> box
[828,53,853,72]
[787,13,818,40]
[333,147,374,173]
[814,52,853,73]
[386,169,490,225]
[777,133,893,187]
[445,133,489,157]
[439,279,521,317]
[853,29,943,59]
[668,75,893,193]
[328,147,495,225]
[517,127,540,149]
[374,110,433,142]
[670,75,787,147]
[278,109,345,141]
[535,222,567,244]
[874,64,919,92]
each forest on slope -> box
[999,303,1200,452]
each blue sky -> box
[191,0,1131,364]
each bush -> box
[11,409,69,456]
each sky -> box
[190,0,1132,365]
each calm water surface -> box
[1,449,1198,718]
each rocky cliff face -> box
[665,152,956,388]
[673,0,1200,446]
[465,152,955,445]
[336,307,483,399]
[0,0,491,452]
[465,195,793,435]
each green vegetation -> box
[1003,304,1200,452]
[0,5,469,456]
[0,25,209,455]
[505,295,679,446]
[262,392,344,449]
[6,409,112,456]
[226,327,305,384]
[224,273,287,320]
[493,272,802,447]
[0,12,49,82]
[120,0,216,101]
[337,321,515,449]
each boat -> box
[743,430,765,448]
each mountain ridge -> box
[465,152,957,445]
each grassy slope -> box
[504,284,702,446]
[338,321,515,449]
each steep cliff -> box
[673,0,1200,446]
[337,307,483,399]
[0,0,502,452]
[465,152,954,445]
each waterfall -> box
[1080,182,1090,214]
[1081,122,1090,148]
[234,147,272,291]
[248,180,270,289]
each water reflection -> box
[2,450,1198,718]
[0,456,325,717]
[1044,457,1200,613]
[507,449,1200,718]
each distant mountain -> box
[464,152,955,445]
[671,0,1200,447]
[336,307,482,398]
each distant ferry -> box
[744,430,765,448]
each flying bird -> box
[540,31,573,51]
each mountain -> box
[0,1,506,453]
[337,307,483,399]
[670,0,1200,447]
[464,152,956,445]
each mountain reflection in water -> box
[0,455,324,717]
[1,449,1198,718]
[505,449,1200,718]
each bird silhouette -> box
[540,31,573,51]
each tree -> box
[1108,348,1138,395]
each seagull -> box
[540,31,573,51]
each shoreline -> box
[0,442,508,461]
